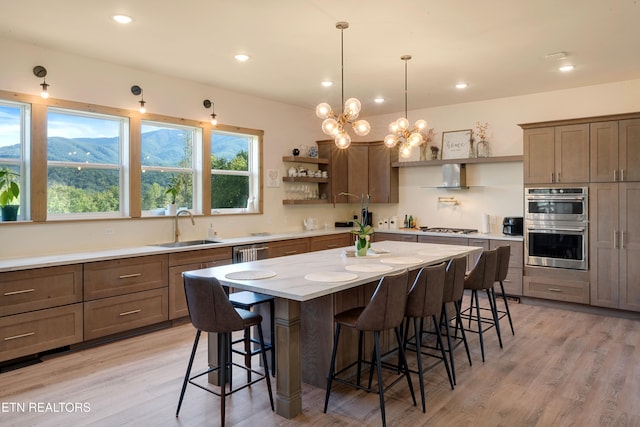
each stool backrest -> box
[443,256,467,303]
[356,270,409,332]
[182,272,244,333]
[495,245,511,282]
[405,262,447,318]
[464,249,498,291]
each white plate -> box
[225,270,277,280]
[304,272,358,282]
[380,257,424,265]
[345,264,394,273]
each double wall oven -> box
[525,187,588,270]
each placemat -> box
[345,264,394,273]
[304,272,358,282]
[225,270,277,280]
[380,257,424,265]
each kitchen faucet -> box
[174,210,195,242]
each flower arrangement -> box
[475,121,489,141]
[351,219,374,256]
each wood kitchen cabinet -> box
[318,140,398,204]
[168,247,233,319]
[590,182,640,311]
[268,238,309,258]
[523,124,589,184]
[590,119,640,182]
[373,232,417,243]
[0,265,84,363]
[489,239,524,296]
[309,233,351,251]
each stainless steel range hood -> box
[438,164,468,189]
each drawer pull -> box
[119,273,142,279]
[327,245,338,248]
[4,288,35,296]
[4,332,35,341]
[285,251,297,255]
[119,309,142,316]
[548,288,563,292]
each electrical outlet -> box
[104,227,114,236]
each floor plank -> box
[1,298,639,426]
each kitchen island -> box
[185,240,481,419]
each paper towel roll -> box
[481,213,490,234]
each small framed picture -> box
[441,129,473,160]
[266,169,280,187]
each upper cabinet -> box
[590,119,640,182]
[523,124,589,184]
[317,140,398,204]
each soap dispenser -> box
[207,224,218,241]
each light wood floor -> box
[1,298,639,427]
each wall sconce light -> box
[131,85,146,113]
[33,65,49,99]
[203,99,217,125]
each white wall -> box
[1,36,639,258]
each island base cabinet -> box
[0,303,83,363]
[84,288,168,340]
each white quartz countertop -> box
[374,228,524,241]
[187,241,480,302]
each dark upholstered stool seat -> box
[228,291,275,376]
[176,273,273,426]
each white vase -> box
[166,203,178,216]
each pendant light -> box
[316,22,370,149]
[384,55,428,158]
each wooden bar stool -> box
[176,273,273,426]
[493,245,515,335]
[323,270,415,427]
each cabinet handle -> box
[548,288,563,292]
[503,279,512,283]
[119,309,142,316]
[550,172,554,183]
[119,273,142,279]
[620,169,625,181]
[621,231,625,249]
[284,251,297,255]
[613,230,618,249]
[556,172,560,182]
[4,288,35,296]
[327,245,338,248]
[4,332,35,341]
[613,169,618,182]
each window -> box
[140,121,200,215]
[211,130,259,213]
[0,101,29,220]
[46,108,127,217]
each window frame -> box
[0,100,30,221]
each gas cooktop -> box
[420,227,478,234]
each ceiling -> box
[1,0,639,115]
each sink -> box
[154,239,217,248]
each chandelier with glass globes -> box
[316,22,370,149]
[384,55,428,158]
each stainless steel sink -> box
[154,239,217,248]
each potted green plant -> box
[0,168,20,221]
[351,220,374,257]
[165,174,183,215]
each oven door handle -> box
[527,227,585,233]
[526,196,585,201]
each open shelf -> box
[282,199,329,205]
[392,155,523,168]
[282,176,329,183]
[282,156,329,164]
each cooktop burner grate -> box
[419,227,478,234]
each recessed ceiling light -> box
[112,14,133,24]
[374,97,385,103]
[234,54,250,62]
[321,81,333,87]
[559,65,575,72]
[455,82,468,89]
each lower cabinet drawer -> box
[495,268,523,296]
[83,288,168,340]
[0,303,83,363]
[523,276,589,304]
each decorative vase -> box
[166,203,178,216]
[476,140,489,157]
[0,204,19,221]
[419,144,427,161]
[355,236,369,257]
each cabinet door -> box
[347,145,369,199]
[523,127,555,184]
[309,233,351,251]
[374,232,417,243]
[619,118,640,182]
[319,141,348,203]
[589,183,620,308]
[268,238,309,258]
[619,182,640,311]
[590,121,618,182]
[368,143,398,203]
[555,124,589,183]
